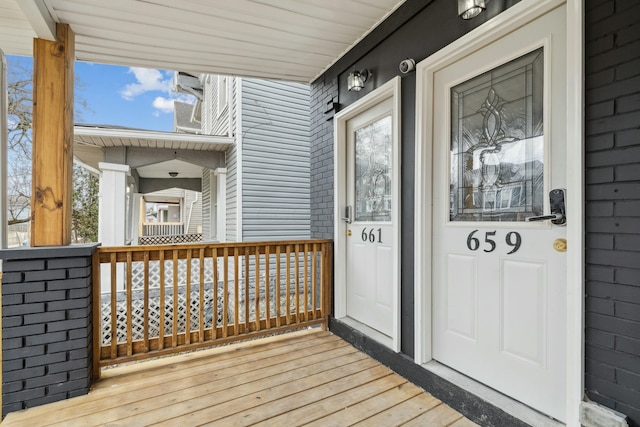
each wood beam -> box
[31,24,75,246]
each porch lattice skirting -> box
[100,278,313,345]
[138,234,203,246]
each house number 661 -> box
[361,228,382,244]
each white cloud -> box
[120,67,172,100]
[152,96,175,113]
[151,94,195,115]
[119,67,197,117]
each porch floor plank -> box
[2,329,478,427]
[304,380,425,426]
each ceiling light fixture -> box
[458,0,485,20]
[169,172,178,177]
[347,69,371,92]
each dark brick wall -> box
[310,75,338,240]
[585,1,640,425]
[1,244,98,418]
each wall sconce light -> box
[169,171,178,177]
[458,0,485,20]
[347,69,371,92]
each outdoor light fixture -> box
[347,69,371,92]
[169,171,178,177]
[458,0,485,19]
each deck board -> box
[2,329,478,427]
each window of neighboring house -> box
[217,75,228,118]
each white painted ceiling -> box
[0,0,406,82]
[137,159,203,179]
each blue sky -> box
[8,55,193,132]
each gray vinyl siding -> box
[241,78,310,241]
[202,75,230,136]
[201,168,211,240]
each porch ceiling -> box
[0,0,407,82]
[73,125,233,171]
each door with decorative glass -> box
[430,4,567,422]
[345,97,395,338]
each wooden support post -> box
[31,24,75,246]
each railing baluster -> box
[265,245,271,327]
[223,247,229,338]
[126,251,133,357]
[143,251,150,352]
[303,243,309,322]
[212,249,218,340]
[199,248,205,343]
[159,250,165,350]
[244,246,250,332]
[110,253,117,359]
[233,247,239,336]
[254,245,261,331]
[294,243,300,324]
[172,249,178,348]
[285,245,291,325]
[185,249,192,345]
[312,243,318,320]
[275,245,281,327]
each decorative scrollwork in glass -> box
[450,48,544,222]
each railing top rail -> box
[96,239,333,254]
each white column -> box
[98,162,130,246]
[131,193,142,245]
[99,162,130,293]
[214,168,227,243]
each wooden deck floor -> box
[3,329,478,426]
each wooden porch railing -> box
[92,239,332,379]
[142,222,184,236]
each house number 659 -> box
[361,228,382,244]
[466,230,522,254]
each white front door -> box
[346,98,394,337]
[335,78,401,351]
[429,4,567,422]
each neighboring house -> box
[139,188,203,245]
[175,72,311,243]
[72,73,310,247]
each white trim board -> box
[333,76,402,352]
[413,0,583,425]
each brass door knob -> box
[553,238,567,252]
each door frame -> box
[334,77,402,352]
[413,0,583,424]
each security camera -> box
[399,59,416,74]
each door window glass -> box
[450,48,544,222]
[354,115,392,222]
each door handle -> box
[526,189,566,225]
[341,205,353,224]
[525,213,563,222]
